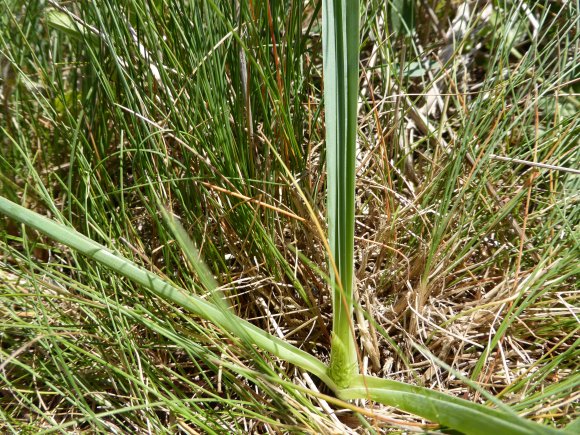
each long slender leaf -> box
[341,376,564,435]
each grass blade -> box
[340,375,564,435]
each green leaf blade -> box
[341,376,564,435]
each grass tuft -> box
[1,0,578,432]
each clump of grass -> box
[1,0,578,433]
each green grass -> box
[1,0,579,433]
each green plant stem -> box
[323,0,360,388]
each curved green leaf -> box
[341,375,562,435]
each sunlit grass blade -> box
[340,376,565,435]
[157,202,230,311]
[323,0,360,388]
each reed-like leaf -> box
[323,0,360,388]
[341,376,565,435]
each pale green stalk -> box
[323,0,360,388]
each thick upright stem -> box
[322,0,360,387]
